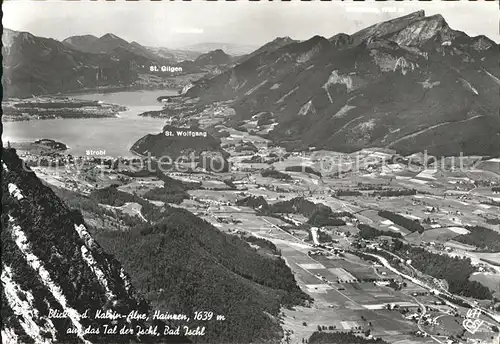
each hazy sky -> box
[3,0,499,48]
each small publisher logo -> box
[462,308,484,334]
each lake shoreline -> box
[2,89,177,157]
[3,75,199,100]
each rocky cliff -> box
[1,148,189,344]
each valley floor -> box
[9,96,500,344]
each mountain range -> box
[185,10,500,156]
[3,10,498,155]
[2,29,139,98]
[176,42,259,56]
[62,33,169,63]
[2,30,236,98]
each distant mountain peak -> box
[471,35,496,51]
[309,35,328,42]
[350,10,454,47]
[185,9,499,157]
[62,34,99,48]
[388,12,452,47]
[194,49,231,66]
[273,36,294,43]
[393,9,426,22]
[100,33,123,41]
[63,34,98,40]
[329,33,353,47]
[72,34,98,39]
[300,35,330,50]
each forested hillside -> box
[57,184,312,343]
[307,331,389,344]
[389,240,493,299]
[454,226,500,252]
[93,206,312,343]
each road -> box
[259,217,427,333]
[375,250,500,324]
[408,294,445,344]
[365,251,500,326]
[258,208,500,339]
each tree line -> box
[357,224,403,240]
[389,240,493,300]
[454,226,500,252]
[378,210,424,233]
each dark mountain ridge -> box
[178,42,259,56]
[194,49,232,66]
[62,34,99,52]
[186,11,500,156]
[3,29,239,97]
[238,36,299,63]
[2,29,140,98]
[63,33,169,64]
[130,125,226,158]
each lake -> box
[2,89,176,157]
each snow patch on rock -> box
[324,70,354,91]
[333,104,356,119]
[245,79,268,96]
[460,78,479,95]
[483,69,500,85]
[180,83,194,95]
[394,57,416,75]
[401,46,429,59]
[2,265,57,343]
[419,78,441,89]
[235,80,247,91]
[74,224,97,249]
[357,119,377,132]
[472,37,493,51]
[370,50,397,72]
[297,44,323,63]
[80,246,116,300]
[9,216,91,344]
[8,183,24,200]
[371,50,416,75]
[275,53,293,65]
[297,100,316,116]
[119,268,133,293]
[390,15,450,46]
[322,70,354,103]
[1,327,19,344]
[277,86,299,103]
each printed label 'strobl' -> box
[86,149,106,156]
